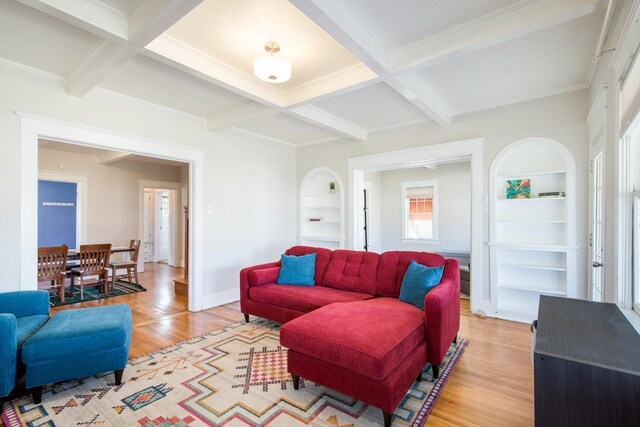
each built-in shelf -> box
[490,137,577,323]
[499,283,566,296]
[497,197,566,202]
[499,262,567,272]
[498,170,566,179]
[497,219,566,224]
[488,243,578,252]
[299,167,344,249]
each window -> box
[402,180,438,242]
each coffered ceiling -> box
[1,0,613,145]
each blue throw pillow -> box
[399,260,444,310]
[276,253,317,286]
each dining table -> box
[65,246,135,270]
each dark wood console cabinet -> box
[533,296,640,426]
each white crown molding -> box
[296,136,345,148]
[85,0,126,21]
[368,117,431,134]
[0,57,67,83]
[228,127,297,148]
[284,63,378,107]
[288,105,368,141]
[449,82,589,118]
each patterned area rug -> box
[2,319,468,427]
[48,280,147,307]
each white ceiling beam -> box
[207,103,277,132]
[53,0,203,96]
[289,0,389,76]
[288,105,368,141]
[96,150,132,165]
[289,0,451,125]
[390,0,602,72]
[16,0,128,42]
[386,74,451,126]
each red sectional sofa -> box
[239,246,460,426]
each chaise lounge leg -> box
[431,364,440,379]
[416,371,422,382]
[382,410,392,427]
[291,374,300,390]
[453,336,458,345]
[114,369,124,385]
[243,313,249,323]
[31,386,43,404]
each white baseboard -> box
[201,288,240,310]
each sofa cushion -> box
[277,253,316,286]
[285,246,332,286]
[16,315,49,348]
[22,305,131,364]
[280,298,425,380]
[323,250,379,295]
[377,251,446,298]
[250,284,372,313]
[399,261,444,310]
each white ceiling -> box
[2,0,611,145]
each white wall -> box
[0,65,297,306]
[378,163,470,252]
[297,90,589,304]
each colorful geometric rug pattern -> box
[48,280,147,307]
[1,319,468,426]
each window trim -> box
[401,179,439,243]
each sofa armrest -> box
[0,291,50,318]
[248,267,281,287]
[0,313,18,398]
[423,258,460,366]
[240,261,281,312]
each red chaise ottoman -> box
[280,297,428,427]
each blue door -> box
[38,180,78,248]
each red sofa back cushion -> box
[285,246,333,286]
[323,250,380,295]
[377,251,446,297]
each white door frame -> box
[20,113,206,312]
[38,170,88,250]
[347,137,485,315]
[138,180,181,271]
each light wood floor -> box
[50,263,534,426]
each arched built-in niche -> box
[489,137,577,323]
[299,167,345,249]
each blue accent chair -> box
[22,304,132,403]
[0,291,50,402]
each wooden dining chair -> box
[37,245,68,303]
[109,239,141,291]
[69,243,112,300]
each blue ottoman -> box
[22,304,132,403]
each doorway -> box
[347,138,484,315]
[142,187,178,266]
[20,115,205,311]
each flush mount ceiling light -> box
[254,42,291,83]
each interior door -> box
[589,130,605,302]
